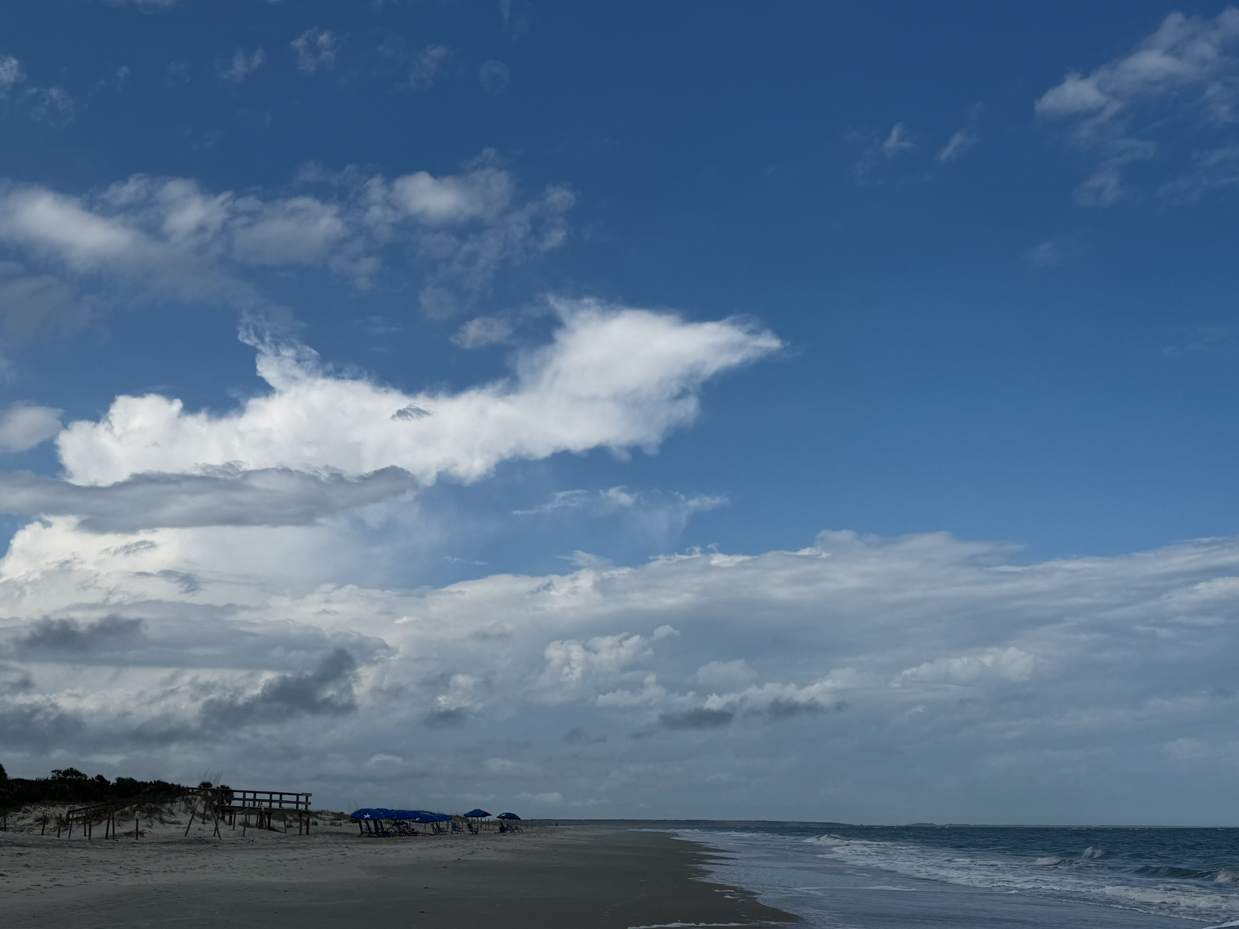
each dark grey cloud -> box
[758,698,848,720]
[0,701,83,745]
[425,707,469,727]
[659,708,734,730]
[200,648,358,729]
[0,466,417,531]
[133,570,201,594]
[2,611,391,672]
[15,615,143,659]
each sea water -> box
[663,823,1239,928]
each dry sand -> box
[0,818,796,928]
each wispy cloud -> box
[452,315,512,348]
[218,48,265,84]
[1037,8,1239,206]
[937,103,984,163]
[0,56,25,93]
[409,44,450,90]
[853,122,916,183]
[479,59,510,94]
[1163,324,1233,358]
[1024,231,1087,269]
[104,0,180,8]
[881,122,914,157]
[291,28,338,75]
[0,152,575,315]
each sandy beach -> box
[0,822,796,929]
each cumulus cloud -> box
[1036,8,1239,206]
[54,301,781,486]
[0,154,574,312]
[291,28,338,74]
[4,520,1239,819]
[0,403,61,452]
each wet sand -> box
[0,826,796,928]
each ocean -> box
[652,823,1239,928]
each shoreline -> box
[0,825,798,928]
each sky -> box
[0,0,1238,825]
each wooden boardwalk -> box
[60,785,314,840]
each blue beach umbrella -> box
[465,809,491,818]
[497,812,521,820]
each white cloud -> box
[218,48,265,84]
[0,155,574,311]
[231,196,347,264]
[387,165,512,224]
[291,28,337,75]
[54,301,780,487]
[0,402,61,452]
[539,633,656,703]
[895,647,1037,686]
[479,59,510,94]
[1036,8,1239,206]
[453,316,513,348]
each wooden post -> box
[135,812,139,840]
[184,797,198,837]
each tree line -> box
[0,762,186,808]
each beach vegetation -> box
[0,765,186,811]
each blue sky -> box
[1,1,1239,823]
